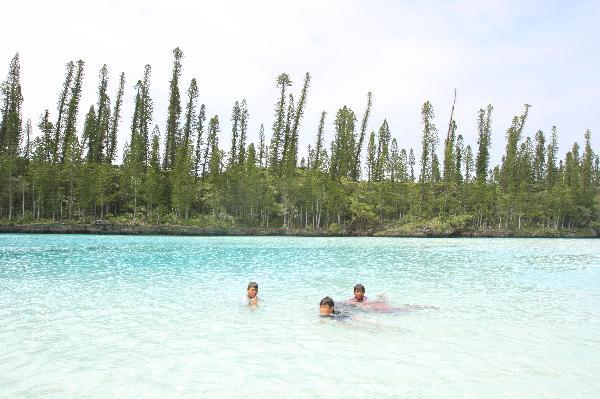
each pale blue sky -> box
[1,0,598,166]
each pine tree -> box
[138,65,153,169]
[280,93,295,173]
[464,145,474,182]
[0,53,23,157]
[53,61,74,162]
[374,119,390,181]
[194,104,206,176]
[106,72,125,164]
[269,73,291,171]
[533,129,546,183]
[258,124,266,168]
[182,78,198,150]
[455,134,464,182]
[388,138,400,182]
[443,120,457,183]
[546,126,559,186]
[62,60,84,164]
[475,105,493,183]
[330,106,357,179]
[207,116,221,178]
[419,101,437,183]
[144,126,163,214]
[229,100,241,167]
[90,64,110,164]
[238,99,249,166]
[313,111,326,171]
[163,47,183,170]
[286,72,311,170]
[82,106,97,159]
[38,110,54,162]
[408,148,415,181]
[352,92,372,180]
[366,131,376,182]
[23,119,31,160]
[501,104,530,190]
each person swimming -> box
[348,283,368,304]
[242,281,261,305]
[347,284,438,313]
[319,296,351,320]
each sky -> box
[1,0,599,167]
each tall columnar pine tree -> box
[207,116,221,179]
[38,110,54,162]
[269,73,291,171]
[0,53,23,157]
[87,64,110,163]
[194,104,206,177]
[312,111,326,171]
[237,99,249,166]
[144,126,163,213]
[164,47,183,170]
[258,123,266,168]
[53,61,74,162]
[443,120,457,183]
[580,129,595,208]
[82,105,97,157]
[419,101,438,183]
[454,134,464,183]
[229,101,241,168]
[280,94,295,174]
[546,126,559,186]
[500,104,531,190]
[408,148,415,181]
[366,131,376,182]
[330,106,357,179]
[475,104,493,183]
[373,119,390,181]
[533,129,546,183]
[442,90,457,184]
[464,145,474,182]
[106,72,125,164]
[133,64,154,169]
[182,78,198,150]
[61,60,84,164]
[352,92,372,180]
[283,72,311,171]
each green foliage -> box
[1,52,598,235]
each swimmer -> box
[348,285,438,313]
[319,297,351,320]
[348,283,368,304]
[243,281,261,305]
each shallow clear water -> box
[1,234,599,398]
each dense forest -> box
[1,49,599,234]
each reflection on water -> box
[1,235,599,398]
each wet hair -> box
[354,284,365,293]
[247,281,258,290]
[319,296,334,308]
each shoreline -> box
[0,222,598,238]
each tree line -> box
[1,49,598,231]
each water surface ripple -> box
[1,235,599,398]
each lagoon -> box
[1,235,599,398]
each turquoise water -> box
[1,235,599,398]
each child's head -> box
[353,284,366,301]
[247,281,258,298]
[319,296,335,315]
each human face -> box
[354,290,365,302]
[247,287,258,299]
[319,304,334,316]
